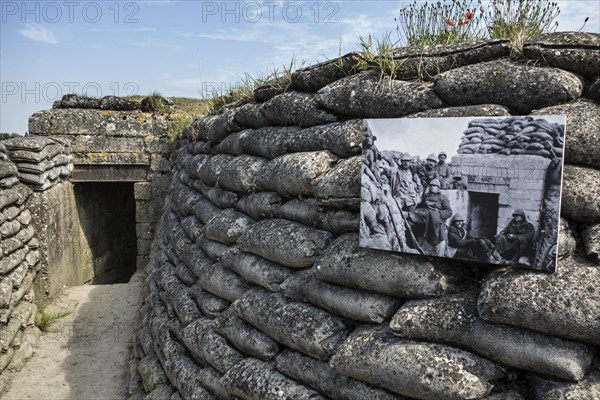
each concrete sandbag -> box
[214,310,280,361]
[204,209,255,245]
[390,294,594,381]
[0,184,31,211]
[235,192,283,220]
[238,126,298,159]
[561,165,600,223]
[314,234,462,298]
[233,103,271,129]
[280,198,359,234]
[220,248,292,291]
[194,262,249,302]
[255,151,337,198]
[581,223,600,262]
[238,219,333,269]
[206,187,239,209]
[284,120,362,158]
[194,329,244,374]
[212,130,245,156]
[181,243,212,278]
[529,371,600,400]
[218,155,266,193]
[189,284,230,318]
[199,154,234,187]
[281,270,402,323]
[314,156,361,210]
[231,288,347,361]
[162,355,218,400]
[156,268,202,326]
[196,233,232,261]
[261,91,337,128]
[477,256,600,345]
[137,355,169,392]
[192,198,221,225]
[181,317,216,365]
[0,160,18,180]
[330,325,504,400]
[181,216,204,243]
[220,358,326,400]
[275,350,406,400]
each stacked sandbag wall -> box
[0,136,73,381]
[130,32,600,399]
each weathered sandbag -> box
[214,310,280,361]
[275,350,406,400]
[203,209,255,245]
[239,126,299,159]
[156,268,202,325]
[9,144,62,163]
[2,136,55,152]
[279,198,359,234]
[314,234,462,298]
[281,270,402,323]
[187,140,211,156]
[211,130,245,156]
[523,32,600,78]
[390,294,594,381]
[260,91,337,128]
[0,176,19,190]
[235,192,283,220]
[192,198,221,225]
[330,325,504,400]
[220,248,292,291]
[199,154,234,186]
[231,288,348,360]
[0,184,31,210]
[316,70,444,118]
[181,243,212,278]
[0,246,28,274]
[314,156,361,210]
[194,262,249,302]
[206,187,239,209]
[137,355,168,392]
[290,52,362,92]
[189,284,230,318]
[162,355,218,400]
[434,60,582,114]
[185,154,210,179]
[558,218,576,258]
[174,260,197,287]
[255,151,337,198]
[196,233,232,261]
[0,160,18,179]
[233,103,271,129]
[285,120,362,158]
[581,223,600,262]
[532,101,600,168]
[193,109,242,144]
[478,256,600,344]
[220,358,326,400]
[218,155,266,193]
[1,237,22,256]
[238,219,333,268]
[183,323,244,374]
[181,216,204,243]
[529,371,600,400]
[145,384,177,400]
[180,317,216,365]
[0,219,21,238]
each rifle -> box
[393,198,425,255]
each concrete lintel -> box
[71,164,148,182]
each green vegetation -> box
[35,308,71,332]
[395,0,560,50]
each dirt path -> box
[1,272,144,400]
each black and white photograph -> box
[360,116,566,272]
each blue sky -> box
[1,0,599,134]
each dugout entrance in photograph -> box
[467,192,499,240]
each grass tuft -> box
[35,309,71,332]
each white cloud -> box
[18,24,57,44]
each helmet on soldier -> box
[429,178,441,187]
[427,153,437,162]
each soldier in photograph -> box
[495,209,535,265]
[436,152,452,189]
[405,179,452,256]
[389,152,423,211]
[447,213,500,262]
[419,153,439,192]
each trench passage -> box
[74,182,137,284]
[468,192,499,239]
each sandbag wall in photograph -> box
[130,32,600,400]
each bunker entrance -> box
[74,182,137,284]
[468,192,499,239]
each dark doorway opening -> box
[468,192,499,239]
[74,182,137,284]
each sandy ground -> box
[1,272,144,400]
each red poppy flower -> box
[459,20,468,26]
[446,18,455,26]
[465,11,474,20]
